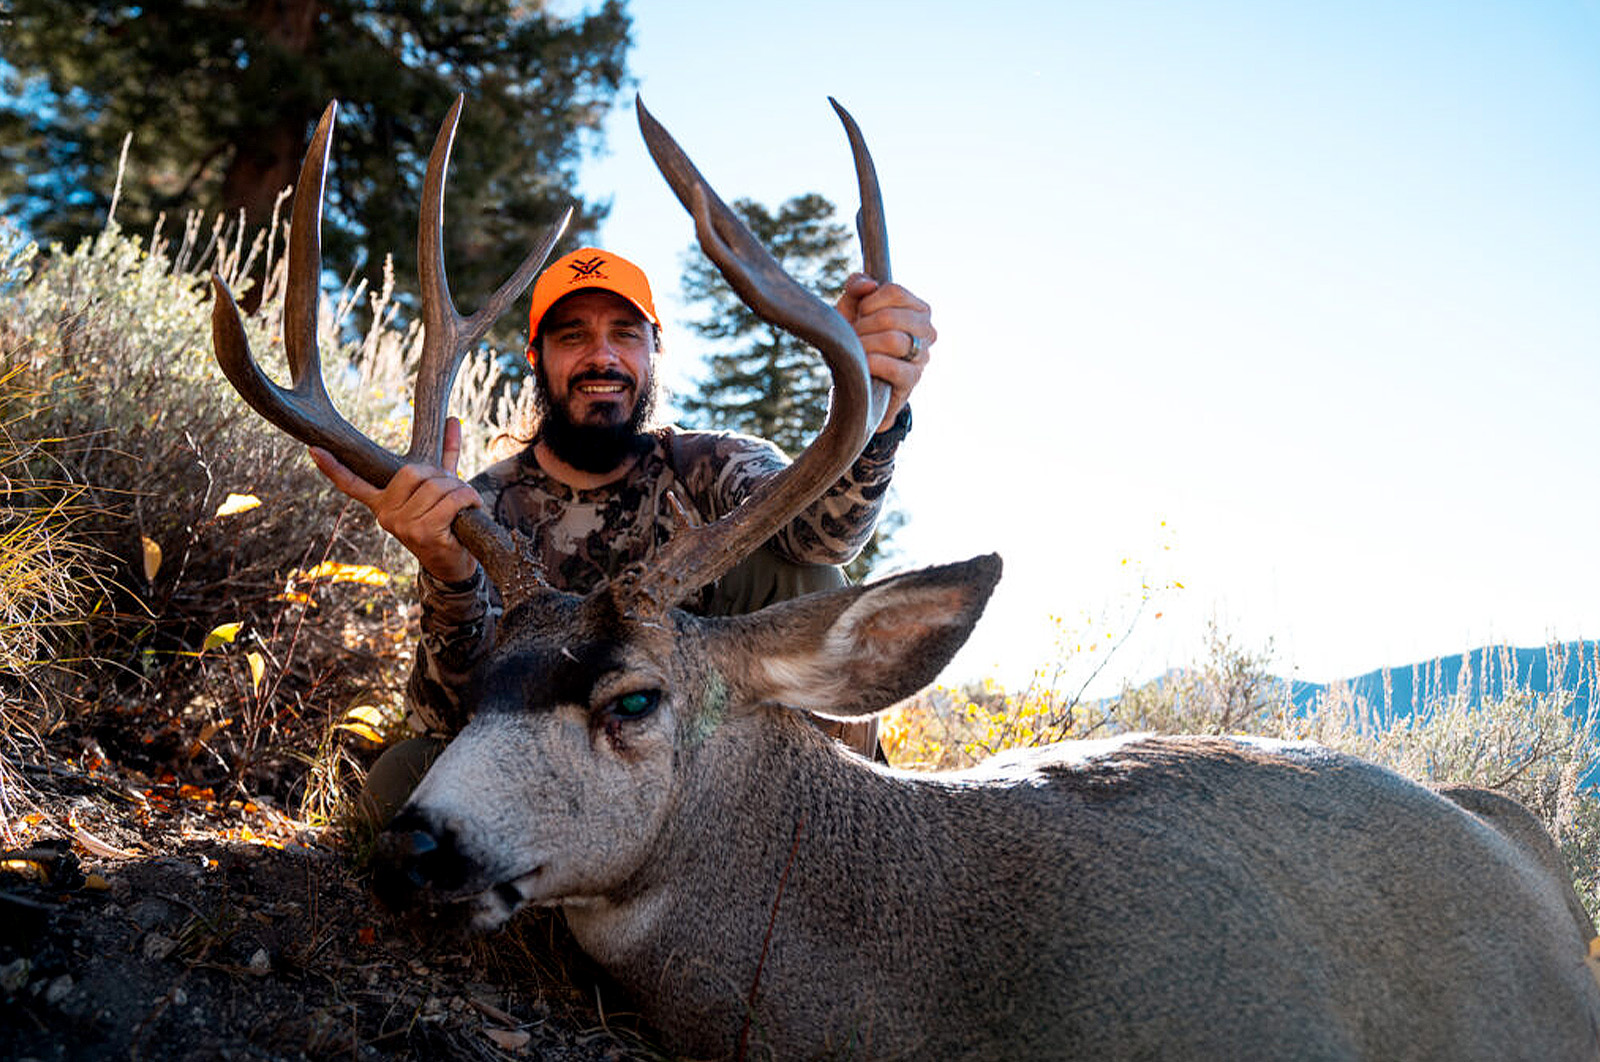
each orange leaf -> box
[141,536,162,581]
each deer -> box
[209,95,1600,1061]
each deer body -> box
[391,558,1600,1061]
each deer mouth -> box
[471,868,547,929]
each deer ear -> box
[711,554,1002,718]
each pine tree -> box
[678,193,901,580]
[0,0,631,320]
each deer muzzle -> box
[371,808,473,912]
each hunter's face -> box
[537,290,654,427]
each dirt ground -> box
[0,749,665,1062]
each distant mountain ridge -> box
[1289,641,1599,723]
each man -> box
[311,248,935,820]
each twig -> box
[738,817,804,1061]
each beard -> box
[532,362,657,475]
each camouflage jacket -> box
[406,414,908,733]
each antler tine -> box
[636,97,869,371]
[829,97,894,432]
[623,97,880,616]
[829,98,891,284]
[410,94,573,466]
[211,100,400,490]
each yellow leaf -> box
[203,622,243,652]
[344,705,387,728]
[141,536,162,581]
[335,721,385,743]
[247,652,265,694]
[215,493,262,517]
[0,859,48,882]
[273,591,314,605]
[295,561,391,587]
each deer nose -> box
[372,809,470,910]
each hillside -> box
[1291,642,1598,721]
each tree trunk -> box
[218,0,324,308]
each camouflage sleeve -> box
[403,464,512,735]
[405,566,501,735]
[678,406,911,566]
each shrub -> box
[0,206,523,821]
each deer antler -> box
[619,97,894,616]
[210,97,569,605]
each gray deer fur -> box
[378,553,1600,1060]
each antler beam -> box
[621,97,892,615]
[209,97,568,604]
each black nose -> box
[372,808,470,911]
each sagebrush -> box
[0,207,526,822]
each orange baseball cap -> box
[526,247,659,359]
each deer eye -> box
[607,690,660,721]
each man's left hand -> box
[834,273,936,433]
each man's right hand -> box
[307,416,483,584]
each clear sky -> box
[565,0,1600,693]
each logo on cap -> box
[567,256,608,282]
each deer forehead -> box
[476,602,712,717]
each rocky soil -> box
[0,752,662,1062]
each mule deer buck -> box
[210,96,1600,1061]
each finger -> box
[856,281,930,318]
[308,447,382,506]
[441,416,463,477]
[865,350,923,431]
[854,313,936,363]
[833,272,880,325]
[849,289,936,355]
[867,350,923,390]
[378,465,478,528]
[852,299,934,333]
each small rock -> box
[143,933,177,962]
[43,974,72,1006]
[172,987,188,1006]
[0,957,29,994]
[247,947,270,976]
[127,898,175,929]
[483,1028,531,1051]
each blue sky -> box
[565,0,1600,693]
